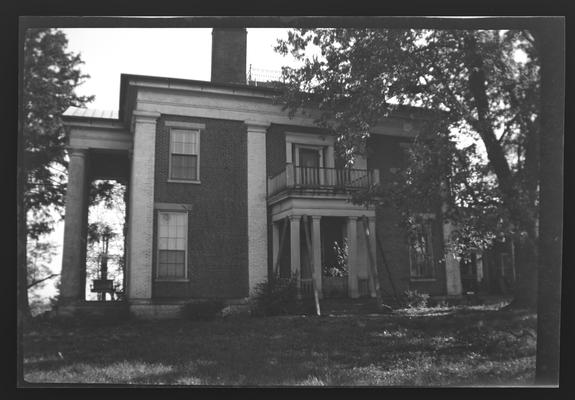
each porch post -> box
[367,216,378,298]
[311,215,323,298]
[443,220,463,296]
[289,214,301,292]
[127,110,160,304]
[60,148,88,302]
[272,220,280,276]
[347,216,360,298]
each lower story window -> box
[408,217,435,279]
[157,211,188,280]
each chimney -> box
[211,28,247,84]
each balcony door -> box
[298,147,321,185]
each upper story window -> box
[169,128,200,181]
[408,216,435,280]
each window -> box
[170,128,199,181]
[408,218,435,279]
[157,212,188,280]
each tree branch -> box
[27,273,59,289]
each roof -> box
[63,107,119,120]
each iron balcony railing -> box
[268,164,380,197]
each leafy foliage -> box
[323,239,348,277]
[85,181,127,300]
[23,28,94,239]
[403,290,430,309]
[276,29,540,298]
[250,275,305,317]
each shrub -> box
[403,290,430,309]
[182,300,225,321]
[250,275,301,317]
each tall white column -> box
[289,215,301,291]
[127,110,160,302]
[60,148,88,302]
[347,216,359,298]
[367,216,378,298]
[443,221,463,296]
[246,122,269,294]
[272,221,280,276]
[311,216,323,298]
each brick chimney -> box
[211,28,247,84]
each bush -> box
[403,290,430,309]
[182,300,225,321]
[250,275,301,317]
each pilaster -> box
[246,122,269,294]
[127,110,160,301]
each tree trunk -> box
[534,19,564,386]
[462,33,538,309]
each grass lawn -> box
[21,303,536,386]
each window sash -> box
[171,154,198,181]
[169,128,199,181]
[409,222,434,278]
[157,212,188,280]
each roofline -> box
[118,73,281,122]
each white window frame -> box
[167,124,202,184]
[156,211,189,282]
[408,214,436,281]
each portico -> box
[58,109,132,315]
[269,196,378,299]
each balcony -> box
[268,164,380,198]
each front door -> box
[298,148,321,185]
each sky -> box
[37,28,296,302]
[61,28,296,111]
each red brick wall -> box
[367,135,447,297]
[152,115,248,299]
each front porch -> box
[270,203,378,300]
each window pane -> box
[171,129,198,155]
[158,250,186,279]
[171,154,197,180]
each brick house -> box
[58,28,475,318]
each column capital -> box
[311,215,322,222]
[131,110,161,131]
[288,214,302,222]
[67,147,88,158]
[245,121,269,134]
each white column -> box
[289,214,301,291]
[311,216,323,298]
[347,216,359,298]
[367,216,378,298]
[127,110,160,302]
[60,148,88,302]
[443,220,463,296]
[272,221,280,276]
[246,122,269,294]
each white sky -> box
[61,28,296,111]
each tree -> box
[19,28,93,319]
[276,28,540,308]
[27,240,59,316]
